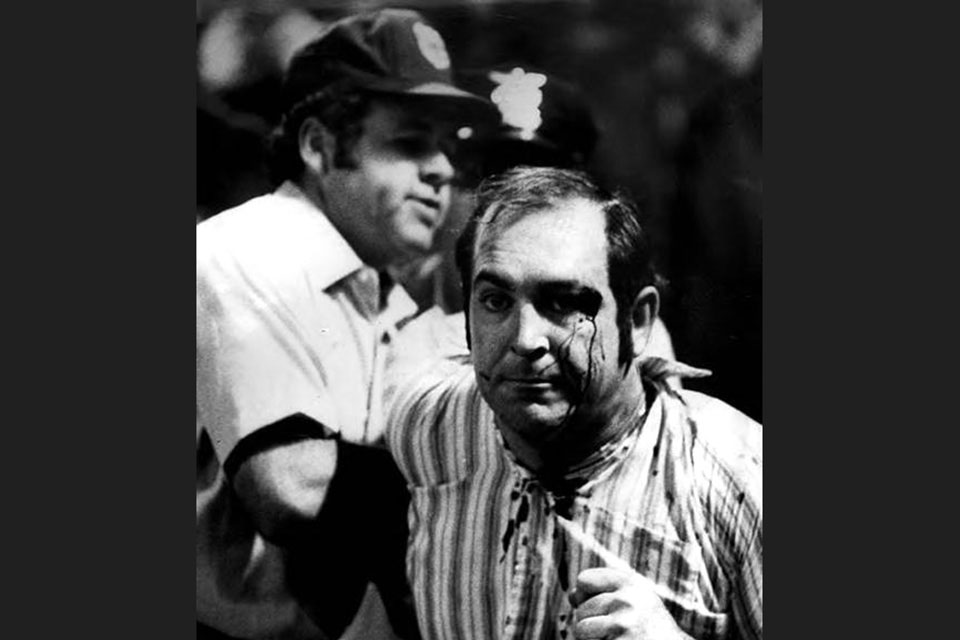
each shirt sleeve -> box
[196,248,341,463]
[385,349,476,488]
[685,392,763,639]
[383,307,469,428]
[731,512,763,640]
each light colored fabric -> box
[196,182,418,639]
[386,353,761,640]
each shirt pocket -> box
[582,510,731,639]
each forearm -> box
[283,440,418,638]
[231,435,338,545]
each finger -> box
[575,566,632,598]
[573,614,621,640]
[569,586,586,609]
[574,592,616,622]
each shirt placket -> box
[367,276,416,445]
[547,490,591,640]
[504,475,573,640]
[503,474,535,638]
[364,320,391,444]
[347,267,382,444]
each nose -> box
[510,303,550,359]
[420,148,454,192]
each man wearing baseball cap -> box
[197,9,495,640]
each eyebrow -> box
[543,283,603,317]
[473,272,603,301]
[539,281,600,297]
[393,116,435,132]
[473,271,514,291]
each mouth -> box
[409,197,442,223]
[500,378,564,404]
[502,377,559,391]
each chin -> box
[401,230,437,254]
[495,402,571,438]
[393,240,432,262]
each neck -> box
[294,172,327,212]
[296,174,389,271]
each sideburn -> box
[617,311,634,373]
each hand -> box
[568,567,690,640]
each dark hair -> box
[454,166,660,366]
[267,80,374,185]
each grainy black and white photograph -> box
[196,1,762,638]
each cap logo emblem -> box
[489,68,547,140]
[412,22,450,70]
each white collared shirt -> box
[196,181,417,639]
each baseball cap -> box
[281,9,497,126]
[455,66,599,172]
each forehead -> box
[473,199,609,288]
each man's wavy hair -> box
[454,166,664,367]
[267,79,374,185]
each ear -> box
[629,285,660,359]
[297,116,334,176]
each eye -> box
[539,290,602,319]
[393,134,435,157]
[477,290,512,314]
[439,135,460,159]
[543,294,578,316]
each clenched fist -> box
[568,567,692,640]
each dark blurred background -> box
[196,0,763,421]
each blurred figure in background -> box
[197,82,273,222]
[661,0,762,420]
[196,2,326,222]
[197,9,495,640]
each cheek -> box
[585,319,626,386]
[560,318,609,371]
[376,160,415,191]
[372,179,407,216]
[357,162,411,213]
[470,319,508,369]
[436,186,452,219]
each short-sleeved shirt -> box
[196,182,417,639]
[386,357,762,640]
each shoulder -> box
[671,389,762,502]
[389,357,478,436]
[676,390,761,457]
[197,186,361,291]
[668,391,762,577]
[196,190,281,255]
[387,358,488,485]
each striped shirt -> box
[386,356,762,640]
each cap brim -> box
[367,80,500,127]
